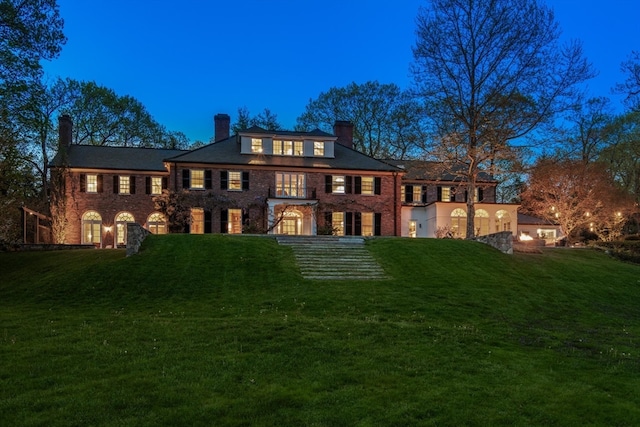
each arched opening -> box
[115,212,135,247]
[82,211,102,245]
[147,212,167,235]
[450,208,467,238]
[277,209,302,235]
[475,209,490,236]
[495,210,511,232]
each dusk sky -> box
[43,0,640,143]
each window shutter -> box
[325,175,332,193]
[242,172,249,190]
[220,209,228,233]
[97,175,103,193]
[406,185,414,203]
[374,177,381,195]
[354,212,362,236]
[205,170,212,189]
[162,177,168,190]
[421,186,427,203]
[324,212,332,227]
[204,210,212,234]
[354,177,362,194]
[145,177,151,194]
[464,190,468,202]
[185,222,190,234]
[345,176,352,194]
[80,174,86,192]
[345,212,353,235]
[182,169,190,189]
[374,213,382,236]
[220,171,228,190]
[450,187,455,202]
[113,176,119,194]
[130,176,136,194]
[478,188,484,202]
[242,209,249,227]
[437,186,442,202]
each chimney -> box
[333,120,353,149]
[214,113,230,142]
[58,114,73,149]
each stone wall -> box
[126,223,151,256]
[474,231,513,254]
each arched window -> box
[451,208,467,238]
[147,212,167,235]
[82,211,102,245]
[495,210,511,232]
[115,212,135,247]
[475,209,490,236]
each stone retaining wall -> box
[126,223,151,256]
[474,231,513,254]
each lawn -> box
[1,235,639,426]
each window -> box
[115,212,135,246]
[228,208,242,234]
[404,184,421,202]
[228,171,242,190]
[451,208,467,238]
[441,187,451,202]
[332,212,344,236]
[475,209,489,236]
[495,210,511,232]
[151,177,162,195]
[251,138,263,153]
[332,176,345,194]
[119,176,131,194]
[276,172,306,198]
[86,175,98,193]
[360,177,374,195]
[190,170,204,189]
[147,212,166,234]
[190,208,204,234]
[314,141,324,156]
[273,140,303,156]
[82,211,102,245]
[409,220,417,238]
[361,212,374,236]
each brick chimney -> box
[333,120,354,149]
[214,113,230,142]
[58,114,73,149]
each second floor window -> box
[114,176,134,194]
[228,171,242,190]
[276,172,305,198]
[191,170,204,189]
[86,174,98,193]
[314,141,324,156]
[332,176,345,194]
[360,177,374,195]
[273,140,303,156]
[151,177,162,195]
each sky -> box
[43,0,640,143]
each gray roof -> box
[165,136,401,172]
[50,145,189,171]
[384,159,496,183]
[518,213,559,226]
[241,126,334,138]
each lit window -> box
[314,141,324,156]
[190,208,204,234]
[82,211,102,245]
[495,210,511,232]
[191,170,204,189]
[273,140,303,156]
[332,176,345,194]
[251,138,263,153]
[147,212,166,234]
[115,212,135,246]
[441,187,451,202]
[119,176,130,194]
[276,172,306,198]
[451,208,467,238]
[228,208,242,234]
[332,212,344,236]
[86,175,98,193]
[228,171,242,190]
[475,209,489,236]
[409,220,417,238]
[361,177,374,195]
[412,185,422,201]
[151,177,162,195]
[293,141,303,156]
[361,212,374,236]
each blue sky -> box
[43,0,640,143]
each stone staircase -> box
[276,235,389,280]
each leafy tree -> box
[520,158,634,242]
[614,51,640,112]
[411,0,593,238]
[231,107,282,134]
[296,81,426,159]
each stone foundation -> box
[126,223,151,256]
[474,231,513,254]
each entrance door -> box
[280,217,298,235]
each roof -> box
[165,136,402,172]
[50,145,189,172]
[517,213,559,226]
[240,126,335,138]
[384,159,497,183]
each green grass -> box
[1,235,639,426]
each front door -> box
[280,217,298,235]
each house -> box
[385,160,520,239]
[50,114,403,246]
[517,213,564,245]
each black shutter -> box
[113,176,118,194]
[345,212,353,235]
[324,211,332,227]
[437,186,442,202]
[182,169,190,189]
[450,187,455,202]
[162,177,168,190]
[204,210,212,233]
[145,177,151,194]
[354,177,362,194]
[205,170,212,189]
[374,177,381,195]
[345,176,352,194]
[478,188,484,202]
[220,209,228,233]
[130,176,136,194]
[325,175,332,193]
[354,212,362,236]
[374,213,382,236]
[80,174,86,192]
[421,186,427,203]
[242,171,249,190]
[242,209,249,228]
[220,171,228,190]
[406,185,414,203]
[464,190,468,202]
[97,174,103,193]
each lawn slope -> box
[1,235,639,426]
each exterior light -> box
[104,226,112,233]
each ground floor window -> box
[451,208,467,238]
[191,208,204,234]
[332,212,344,236]
[495,210,511,232]
[409,220,417,238]
[361,212,374,236]
[147,212,167,234]
[228,208,242,234]
[115,212,135,246]
[475,209,489,236]
[82,211,102,245]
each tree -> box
[411,0,593,238]
[520,158,634,243]
[296,81,426,159]
[614,51,640,112]
[231,107,282,134]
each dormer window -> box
[314,141,325,156]
[273,140,303,156]
[251,138,263,153]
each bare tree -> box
[411,0,594,238]
[614,51,640,112]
